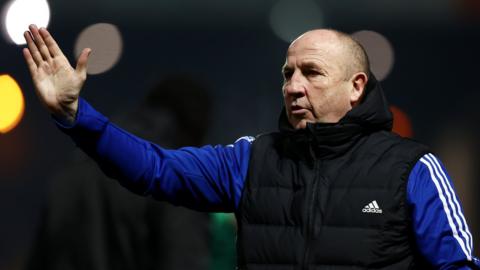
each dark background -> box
[1,0,480,268]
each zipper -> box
[301,159,320,270]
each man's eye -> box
[304,69,321,76]
[283,72,293,79]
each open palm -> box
[22,25,91,123]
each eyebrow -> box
[301,61,322,70]
[282,61,325,73]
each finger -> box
[22,48,38,75]
[24,31,43,66]
[29,24,52,62]
[75,48,91,76]
[39,27,63,57]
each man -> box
[23,25,480,269]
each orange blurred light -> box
[390,105,413,138]
[0,75,25,134]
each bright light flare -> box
[0,75,25,134]
[2,0,50,45]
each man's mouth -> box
[291,105,309,115]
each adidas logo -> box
[362,200,383,214]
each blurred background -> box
[1,0,480,269]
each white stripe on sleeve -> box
[235,136,255,143]
[419,156,472,261]
[226,136,256,148]
[425,153,473,253]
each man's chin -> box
[292,119,313,130]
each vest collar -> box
[278,74,393,160]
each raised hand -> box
[22,24,91,124]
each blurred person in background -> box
[25,76,211,270]
[22,24,480,269]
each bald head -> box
[290,29,370,80]
[282,29,370,127]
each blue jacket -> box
[57,98,480,269]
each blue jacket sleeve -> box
[407,153,480,269]
[55,98,253,212]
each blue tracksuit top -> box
[57,98,480,269]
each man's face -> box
[282,32,355,129]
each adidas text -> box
[362,200,383,214]
[362,208,383,214]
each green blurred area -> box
[209,213,237,270]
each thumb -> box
[75,48,91,76]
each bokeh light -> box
[2,0,50,45]
[390,105,413,138]
[0,75,25,134]
[74,23,123,75]
[269,0,324,43]
[352,30,395,81]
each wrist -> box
[53,99,79,126]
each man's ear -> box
[350,72,368,106]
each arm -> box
[56,98,253,211]
[407,153,480,269]
[22,25,253,212]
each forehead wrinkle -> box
[286,44,335,71]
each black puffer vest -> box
[236,76,431,269]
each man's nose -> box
[284,71,306,97]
